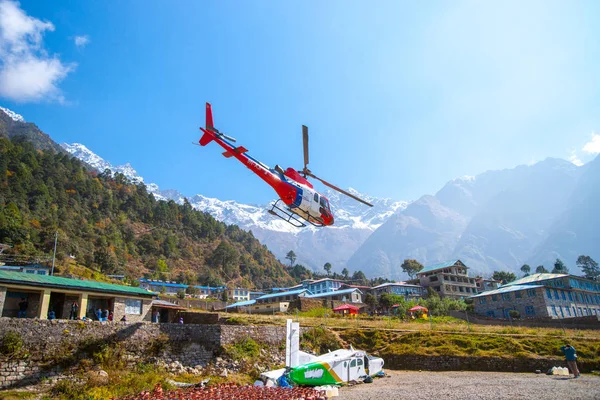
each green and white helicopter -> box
[261,320,385,387]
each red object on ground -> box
[119,383,326,400]
[408,305,428,312]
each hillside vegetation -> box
[0,136,295,289]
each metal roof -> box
[0,270,155,297]
[503,273,568,286]
[470,284,544,298]
[371,282,422,290]
[417,260,464,275]
[225,299,256,308]
[306,288,362,299]
[256,289,311,300]
[151,299,185,309]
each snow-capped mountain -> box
[62,142,406,271]
[0,106,25,123]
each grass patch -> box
[301,326,343,354]
[0,392,37,400]
[339,329,600,362]
[222,337,260,361]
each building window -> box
[36,270,47,275]
[578,307,582,316]
[25,270,35,274]
[568,292,573,301]
[479,297,486,304]
[502,293,511,301]
[125,299,142,315]
[486,311,495,318]
[546,288,552,299]
[566,307,571,317]
[515,291,522,299]
[561,291,566,301]
[553,289,559,300]
[551,305,557,316]
[492,295,498,302]
[525,306,535,315]
[527,289,536,297]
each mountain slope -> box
[0,107,65,153]
[0,136,295,289]
[349,158,587,278]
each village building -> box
[370,282,423,300]
[0,264,51,275]
[299,278,345,294]
[416,260,478,299]
[139,278,187,295]
[225,287,251,301]
[150,299,185,323]
[226,288,311,314]
[306,288,363,304]
[475,277,501,293]
[0,270,155,322]
[470,273,600,319]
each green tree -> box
[363,293,377,309]
[323,262,332,276]
[576,255,599,280]
[536,265,548,273]
[400,259,424,279]
[342,268,349,280]
[186,286,200,296]
[352,270,368,286]
[552,258,569,274]
[520,264,531,276]
[285,250,297,268]
[221,290,229,302]
[176,290,185,300]
[492,271,516,284]
[210,240,240,278]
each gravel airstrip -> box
[338,370,600,400]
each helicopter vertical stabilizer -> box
[199,103,215,146]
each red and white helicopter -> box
[197,103,372,228]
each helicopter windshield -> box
[319,196,330,211]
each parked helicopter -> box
[197,103,373,228]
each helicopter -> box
[197,103,373,228]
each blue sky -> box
[2,0,600,205]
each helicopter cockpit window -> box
[314,193,319,202]
[320,197,330,210]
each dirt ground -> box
[338,370,600,400]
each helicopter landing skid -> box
[267,200,324,228]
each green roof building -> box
[0,270,156,322]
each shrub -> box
[0,331,23,356]
[224,337,260,361]
[301,326,343,354]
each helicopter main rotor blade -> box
[306,172,373,207]
[302,125,309,171]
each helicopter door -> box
[311,193,321,215]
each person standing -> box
[18,298,28,318]
[560,343,580,378]
[101,309,109,322]
[69,301,79,320]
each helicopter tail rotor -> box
[199,102,237,146]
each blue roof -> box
[306,288,362,299]
[418,260,464,274]
[225,299,256,308]
[256,289,311,300]
[143,281,188,289]
[470,284,544,298]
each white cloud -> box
[568,149,583,167]
[0,0,75,102]
[582,133,600,154]
[74,35,89,48]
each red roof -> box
[333,304,360,311]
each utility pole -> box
[51,231,58,275]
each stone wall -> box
[383,354,599,373]
[449,310,600,330]
[0,318,221,389]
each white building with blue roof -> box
[471,273,600,319]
